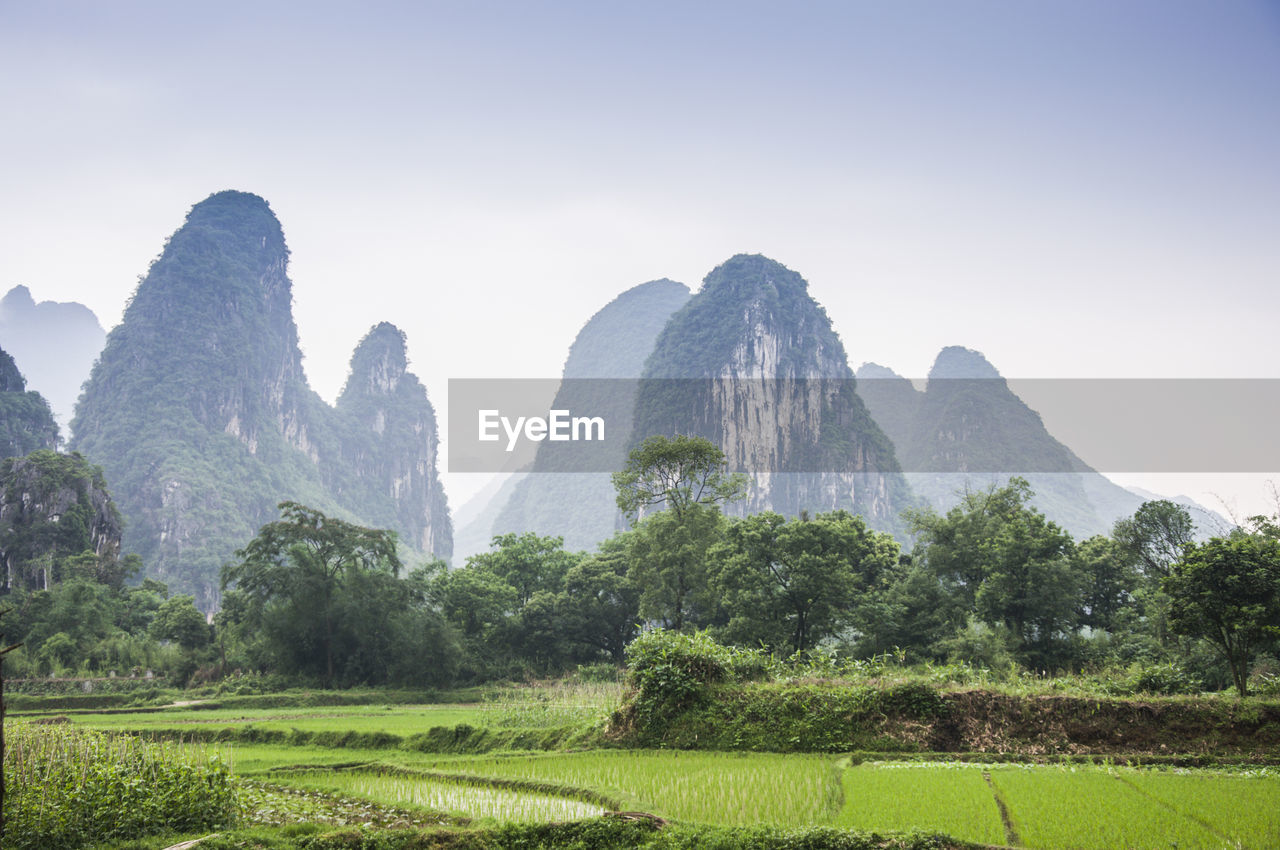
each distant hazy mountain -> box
[855,347,1224,539]
[70,191,450,608]
[0,346,59,458]
[455,278,692,561]
[0,285,105,429]
[633,254,911,529]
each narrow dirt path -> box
[982,771,1020,847]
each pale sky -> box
[2,1,1278,516]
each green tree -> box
[613,434,747,521]
[19,578,120,672]
[876,556,967,661]
[1113,501,1194,579]
[554,534,640,663]
[466,532,578,607]
[908,478,1082,669]
[712,510,899,654]
[1072,535,1138,633]
[434,533,587,676]
[1113,500,1195,650]
[626,504,727,632]
[613,435,744,632]
[221,502,402,686]
[1164,533,1280,696]
[149,594,210,651]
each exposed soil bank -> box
[610,684,1280,756]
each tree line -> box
[3,437,1280,695]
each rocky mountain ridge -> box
[457,278,691,559]
[855,347,1223,539]
[633,254,911,528]
[70,191,450,608]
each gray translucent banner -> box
[448,378,1280,473]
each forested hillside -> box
[70,191,450,609]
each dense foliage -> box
[1165,531,1280,696]
[70,192,451,610]
[220,502,457,688]
[0,450,193,680]
[8,436,1278,699]
[0,347,58,457]
[713,510,899,654]
[2,723,236,848]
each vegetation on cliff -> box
[0,348,58,458]
[633,255,910,527]
[70,192,450,609]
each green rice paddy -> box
[274,769,606,822]
[29,694,1280,848]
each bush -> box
[624,630,769,721]
[1126,662,1203,696]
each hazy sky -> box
[2,1,1278,515]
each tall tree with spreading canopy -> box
[613,434,747,522]
[1112,500,1195,649]
[1113,500,1195,579]
[907,478,1082,669]
[614,435,745,631]
[221,502,402,686]
[1164,533,1280,696]
[712,510,900,654]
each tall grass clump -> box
[3,722,237,849]
[484,678,624,728]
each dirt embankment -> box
[613,683,1280,757]
[928,690,1280,755]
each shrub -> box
[624,630,768,721]
[1125,662,1202,696]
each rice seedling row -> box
[834,762,1006,845]
[270,769,606,823]
[988,764,1240,850]
[373,749,844,826]
[1119,769,1280,849]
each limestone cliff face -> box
[333,323,451,559]
[70,191,450,607]
[635,254,909,527]
[0,450,122,591]
[0,347,59,458]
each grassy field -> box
[226,741,1280,848]
[271,768,608,822]
[68,703,500,733]
[834,762,1007,844]
[349,750,845,826]
[53,680,624,736]
[14,687,1280,849]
